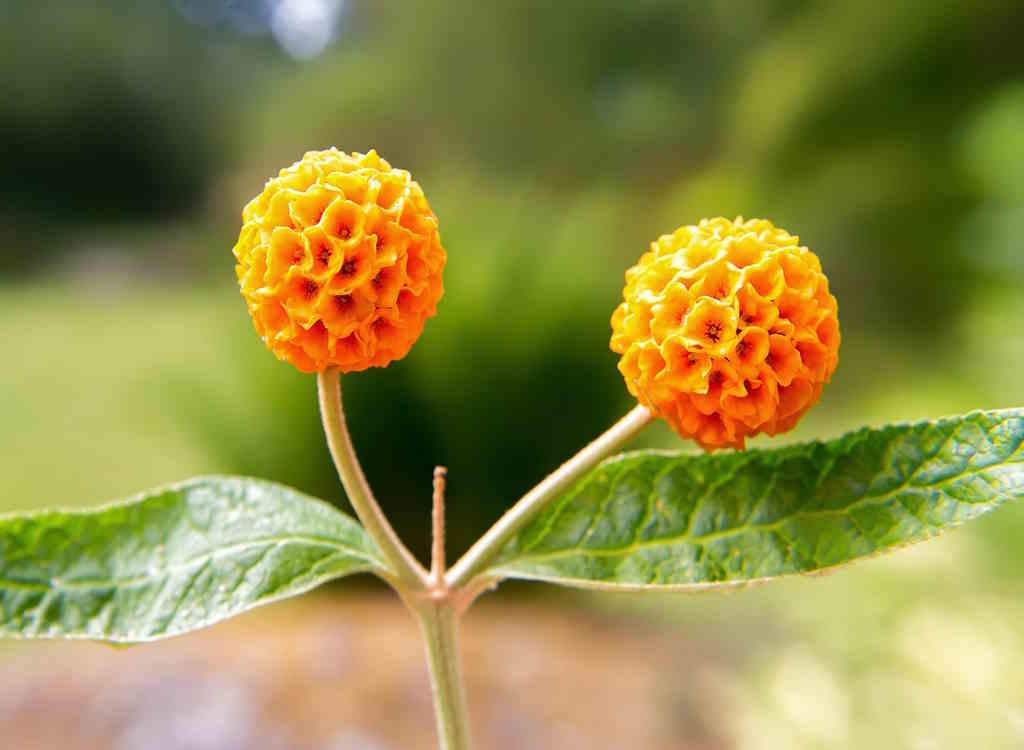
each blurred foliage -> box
[1,0,1022,557]
[0,3,229,229]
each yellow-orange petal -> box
[766,334,802,387]
[742,256,786,301]
[681,297,738,351]
[317,290,375,338]
[794,333,832,382]
[304,225,342,279]
[621,304,653,344]
[325,236,376,295]
[610,304,630,353]
[684,257,742,302]
[690,358,745,416]
[281,273,323,325]
[777,376,816,420]
[365,256,408,308]
[267,227,309,285]
[722,372,779,430]
[367,208,414,269]
[663,396,743,451]
[728,326,770,380]
[736,284,780,332]
[290,185,337,229]
[650,282,692,343]
[658,337,712,393]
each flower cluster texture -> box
[611,217,840,450]
[233,148,446,373]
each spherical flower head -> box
[232,148,446,373]
[611,217,840,451]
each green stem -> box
[446,405,652,588]
[318,374,651,750]
[317,369,429,590]
[415,600,472,750]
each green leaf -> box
[0,476,387,642]
[488,409,1024,591]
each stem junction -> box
[316,370,652,750]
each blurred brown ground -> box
[0,592,731,750]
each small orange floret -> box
[232,148,446,373]
[611,217,840,451]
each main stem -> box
[415,600,471,750]
[317,369,429,589]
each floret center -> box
[705,321,723,343]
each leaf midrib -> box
[0,533,382,593]
[499,447,1023,568]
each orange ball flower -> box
[233,148,446,373]
[611,217,839,451]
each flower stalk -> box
[317,369,430,590]
[445,404,653,589]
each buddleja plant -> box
[2,148,1021,749]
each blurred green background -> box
[2,0,1023,747]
